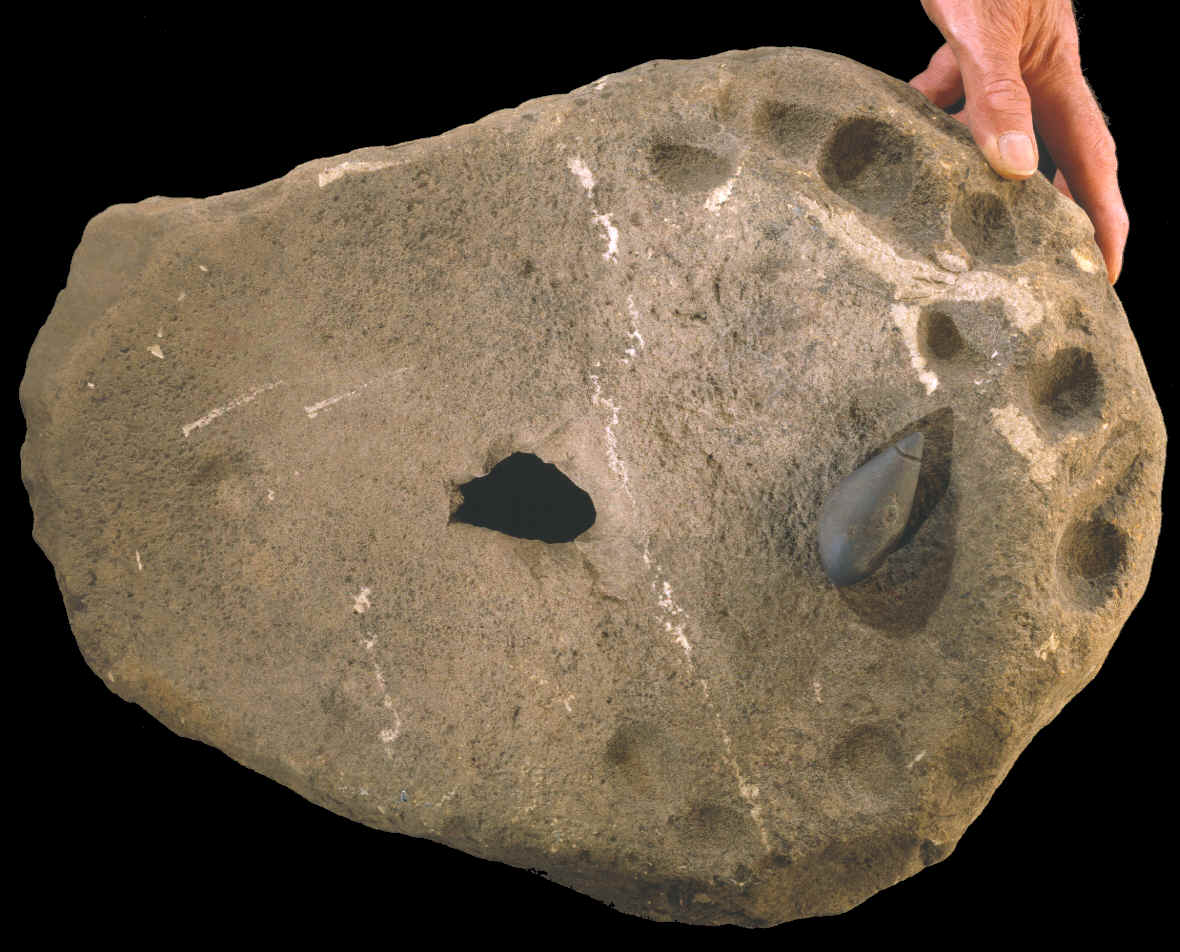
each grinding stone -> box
[20,45,1165,926]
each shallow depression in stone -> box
[1056,515,1129,607]
[819,116,916,216]
[1031,347,1104,432]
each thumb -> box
[954,44,1039,180]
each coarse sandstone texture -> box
[21,47,1164,925]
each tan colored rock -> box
[20,47,1164,925]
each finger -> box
[952,41,1040,180]
[1031,70,1128,283]
[1052,168,1074,201]
[909,43,965,108]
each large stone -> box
[20,47,1164,926]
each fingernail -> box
[997,132,1037,175]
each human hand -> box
[909,0,1127,283]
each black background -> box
[13,5,1170,940]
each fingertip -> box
[1100,238,1123,285]
[992,166,1037,182]
[1096,206,1129,286]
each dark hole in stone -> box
[1066,517,1127,579]
[1057,514,1128,607]
[950,191,1018,264]
[648,140,733,193]
[1032,347,1102,423]
[920,838,946,867]
[449,452,595,543]
[919,309,965,361]
[818,117,915,217]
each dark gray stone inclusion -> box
[818,432,924,586]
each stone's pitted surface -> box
[819,432,925,586]
[20,47,1165,926]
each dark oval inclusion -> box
[818,432,924,586]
